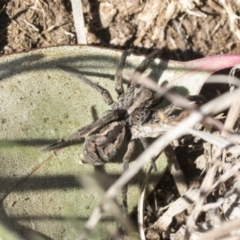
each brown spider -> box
[44,49,162,212]
[44,49,161,164]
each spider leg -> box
[126,49,161,94]
[59,65,114,106]
[122,140,135,216]
[114,49,132,96]
[140,138,157,171]
[133,49,161,74]
[43,109,126,151]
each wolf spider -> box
[44,49,162,212]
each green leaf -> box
[0,46,167,239]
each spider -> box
[44,49,162,212]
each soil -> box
[1,0,240,60]
[1,0,240,240]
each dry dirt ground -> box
[1,0,240,240]
[1,0,240,60]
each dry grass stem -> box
[154,188,200,231]
[138,166,155,240]
[164,145,188,196]
[70,0,87,44]
[199,219,240,240]
[78,174,137,240]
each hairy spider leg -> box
[59,65,114,106]
[43,109,126,151]
[114,49,133,96]
[140,138,157,171]
[126,49,161,94]
[134,49,161,74]
[122,140,136,216]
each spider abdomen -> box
[82,121,126,165]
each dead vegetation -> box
[0,0,240,59]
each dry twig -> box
[70,0,87,44]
